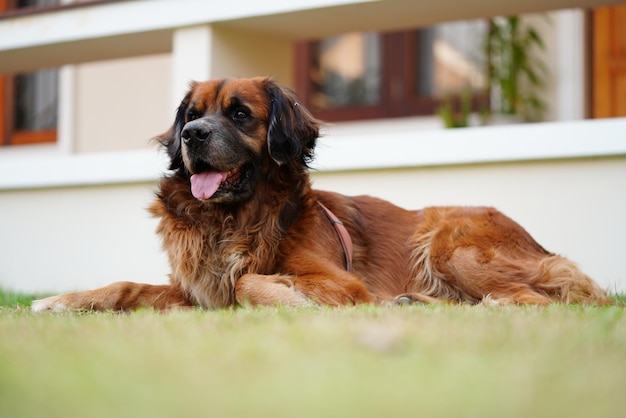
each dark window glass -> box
[415,20,487,98]
[311,33,381,110]
[17,0,59,8]
[15,68,58,131]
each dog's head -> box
[157,77,320,203]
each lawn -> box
[0,291,624,418]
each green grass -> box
[0,292,624,418]
[0,289,41,308]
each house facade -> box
[1,0,625,295]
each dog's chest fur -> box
[149,176,287,308]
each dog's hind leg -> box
[31,282,193,312]
[409,206,612,305]
[443,246,612,305]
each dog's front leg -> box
[235,274,314,307]
[235,271,375,307]
[31,282,193,312]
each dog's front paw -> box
[390,293,443,306]
[31,295,72,313]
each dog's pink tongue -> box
[190,171,228,200]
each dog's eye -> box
[232,107,250,121]
[186,109,201,122]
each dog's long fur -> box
[32,77,611,312]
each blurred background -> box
[0,0,624,294]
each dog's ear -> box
[265,80,320,166]
[155,87,194,171]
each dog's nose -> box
[181,121,211,143]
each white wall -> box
[0,183,169,294]
[1,157,624,295]
[74,54,173,153]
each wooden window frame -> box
[295,29,487,123]
[0,0,58,146]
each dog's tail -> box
[533,255,613,305]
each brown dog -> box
[32,77,610,312]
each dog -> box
[32,77,611,312]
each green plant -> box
[0,288,40,308]
[436,88,473,128]
[486,16,548,122]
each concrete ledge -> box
[313,117,626,171]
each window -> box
[1,0,59,146]
[295,19,488,122]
